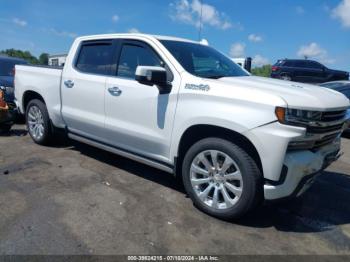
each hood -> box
[215,76,350,111]
[329,68,348,75]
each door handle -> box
[64,80,74,88]
[108,87,122,96]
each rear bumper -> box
[270,73,279,78]
[0,110,16,125]
[0,102,17,125]
[264,139,341,200]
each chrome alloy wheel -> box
[281,75,291,81]
[27,105,45,140]
[190,150,243,210]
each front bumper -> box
[264,139,341,200]
[245,115,348,201]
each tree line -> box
[251,64,272,77]
[0,49,49,65]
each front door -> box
[104,40,179,164]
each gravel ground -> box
[0,125,350,255]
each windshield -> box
[160,40,249,79]
[0,59,27,76]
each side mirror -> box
[135,66,172,94]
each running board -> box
[68,133,174,174]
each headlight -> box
[275,107,322,126]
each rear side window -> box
[275,60,284,66]
[283,61,295,67]
[76,42,114,75]
[117,44,162,79]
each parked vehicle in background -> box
[0,56,28,101]
[0,56,27,132]
[271,59,349,83]
[320,81,350,133]
[48,54,67,67]
[231,57,252,72]
[319,81,350,99]
[0,87,13,132]
[14,34,350,220]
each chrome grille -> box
[312,133,341,150]
[307,123,344,134]
[288,109,349,151]
[321,110,347,122]
[307,112,344,149]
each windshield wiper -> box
[206,75,227,79]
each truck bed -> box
[15,64,65,128]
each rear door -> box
[305,61,325,83]
[104,39,179,163]
[292,61,308,82]
[61,39,117,141]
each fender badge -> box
[291,84,304,89]
[185,84,210,91]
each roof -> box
[279,58,318,62]
[76,33,199,44]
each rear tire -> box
[280,74,292,81]
[26,99,52,145]
[182,138,263,220]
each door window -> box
[117,44,163,79]
[76,42,115,75]
[303,61,323,69]
[309,61,323,69]
[294,61,308,68]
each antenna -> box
[198,0,203,41]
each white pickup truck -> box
[15,34,350,219]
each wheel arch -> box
[22,90,46,111]
[174,124,263,178]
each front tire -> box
[182,138,263,220]
[26,99,52,145]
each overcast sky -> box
[0,0,349,69]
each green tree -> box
[251,64,272,77]
[0,49,39,64]
[39,53,49,65]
